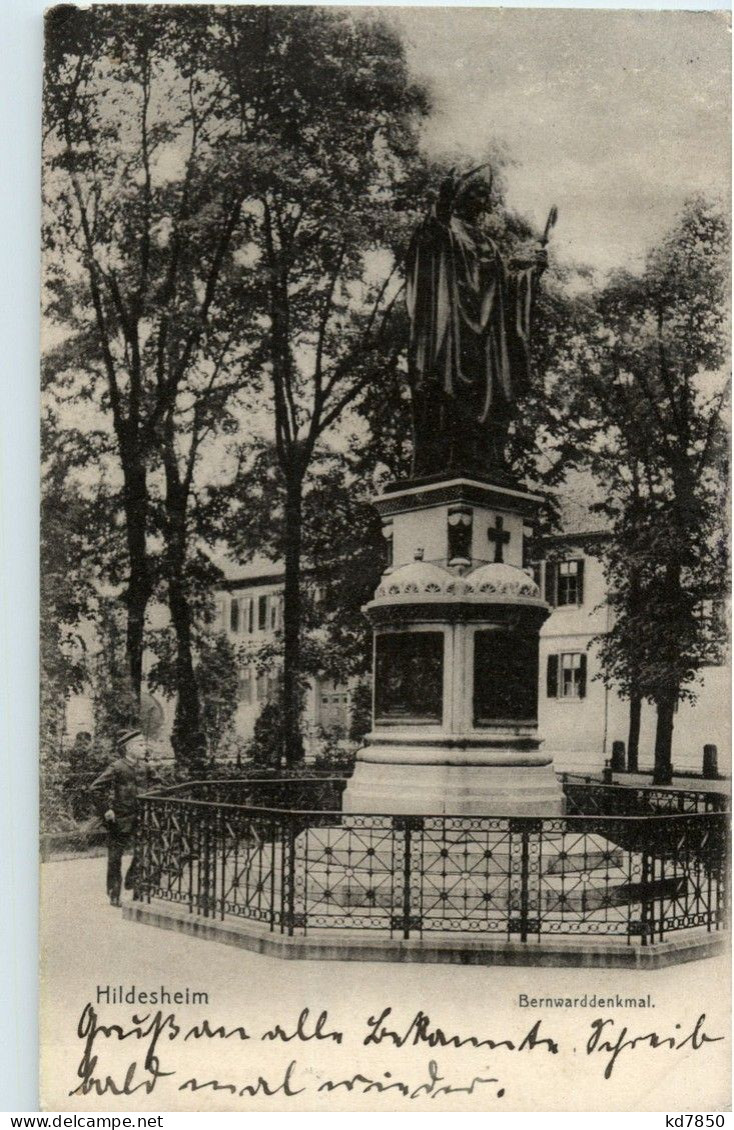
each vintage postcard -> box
[39,4,731,1112]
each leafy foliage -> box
[560,197,729,778]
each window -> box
[230,598,240,633]
[547,652,587,699]
[254,671,280,703]
[247,597,254,634]
[238,668,253,705]
[258,594,268,631]
[695,597,725,665]
[270,595,278,631]
[545,559,584,607]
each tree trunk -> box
[168,555,206,772]
[627,690,642,773]
[282,475,305,766]
[652,550,684,786]
[121,459,151,705]
[161,423,207,769]
[653,694,675,785]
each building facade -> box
[536,533,729,776]
[213,559,352,754]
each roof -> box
[546,470,610,541]
[209,552,285,591]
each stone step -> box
[313,877,642,913]
[297,826,653,916]
[297,828,626,882]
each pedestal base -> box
[343,743,565,816]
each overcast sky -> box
[388,8,730,276]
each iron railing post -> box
[519,826,530,943]
[220,806,227,921]
[202,806,212,918]
[390,816,422,939]
[135,799,145,903]
[641,849,653,946]
[285,815,297,937]
[269,816,276,933]
[402,819,412,941]
[509,818,540,942]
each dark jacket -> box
[91,757,157,835]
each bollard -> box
[602,759,613,784]
[703,744,718,780]
[611,740,626,773]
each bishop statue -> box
[405,167,552,477]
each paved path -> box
[617,773,730,794]
[40,855,730,1113]
[567,772,730,795]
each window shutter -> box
[545,562,557,606]
[578,652,587,698]
[576,559,585,605]
[546,654,559,698]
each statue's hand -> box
[510,242,549,273]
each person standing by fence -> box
[91,729,150,907]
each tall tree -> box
[43,6,259,763]
[564,197,729,781]
[209,7,431,762]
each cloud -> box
[391,8,730,274]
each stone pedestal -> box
[342,474,565,817]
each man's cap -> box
[116,728,143,749]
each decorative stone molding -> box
[373,559,542,605]
[374,477,544,520]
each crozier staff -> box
[91,728,151,907]
[406,166,555,475]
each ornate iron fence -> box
[135,779,729,946]
[560,775,728,816]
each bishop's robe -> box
[405,208,538,475]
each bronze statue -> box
[405,167,553,477]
